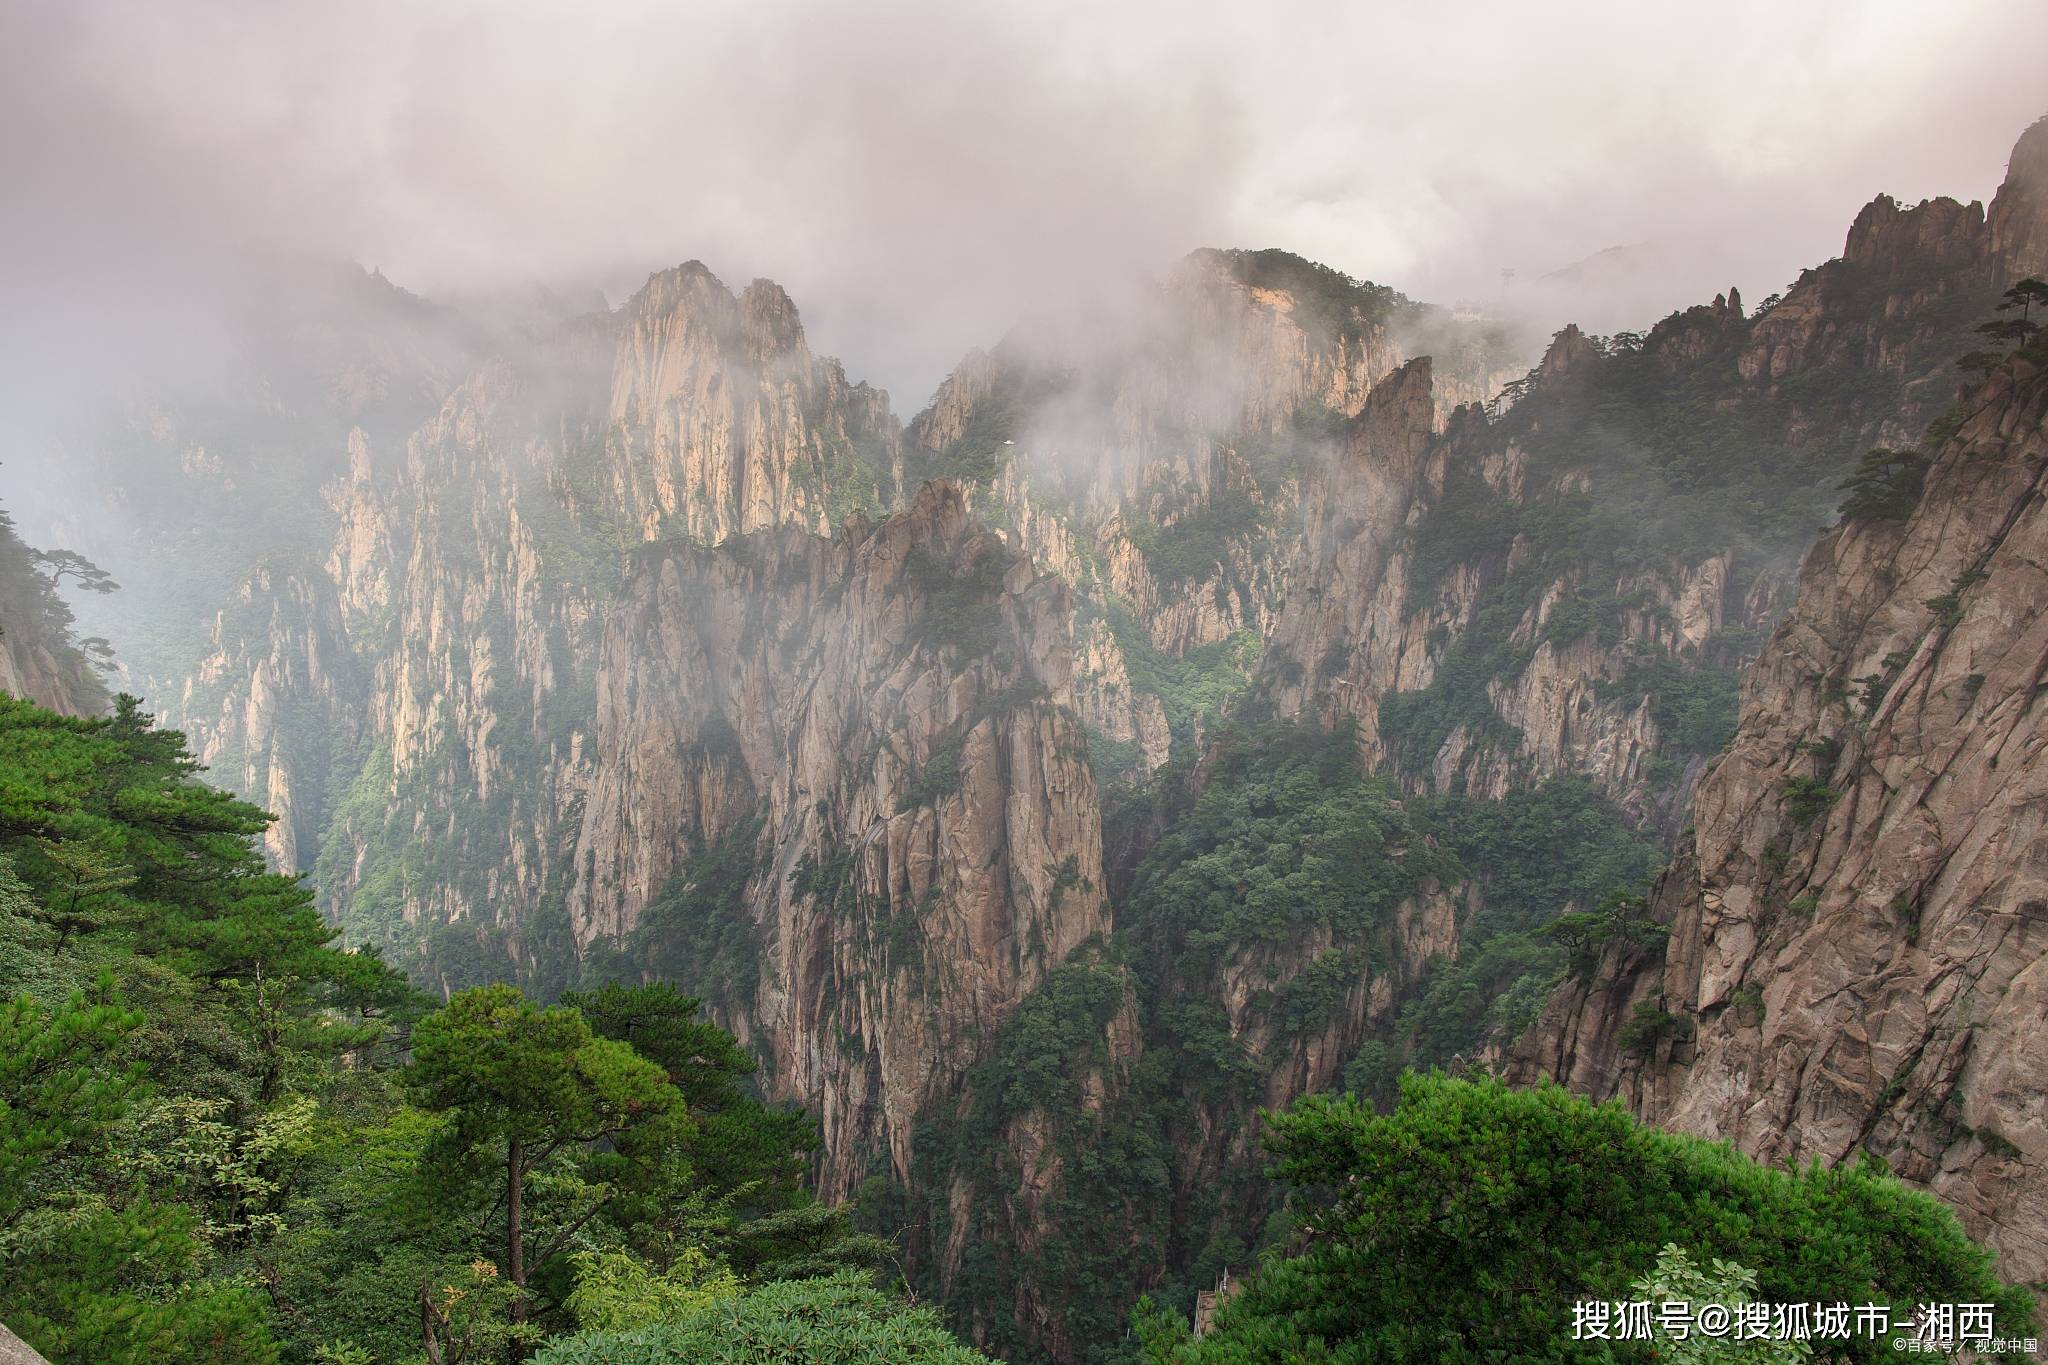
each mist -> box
[4,0,2045,454]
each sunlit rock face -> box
[1989,114,2048,285]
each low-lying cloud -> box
[4,0,2045,416]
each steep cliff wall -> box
[1513,349,2048,1285]
[176,267,904,984]
[33,263,496,703]
[315,321,624,983]
[570,481,1110,1197]
[1257,313,1786,820]
[904,249,1529,778]
[1259,129,2047,820]
[0,508,108,717]
[121,112,2048,1362]
[598,265,898,543]
[178,562,358,871]
[903,122,2048,1360]
[1989,114,2048,285]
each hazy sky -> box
[5,0,2046,405]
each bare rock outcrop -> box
[602,264,898,543]
[1990,114,2048,284]
[0,1322,50,1365]
[571,481,1111,1196]
[1513,355,2048,1284]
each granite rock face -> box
[571,481,1110,1196]
[179,563,358,871]
[0,1322,50,1365]
[906,249,1530,775]
[1989,114,2048,285]
[1254,329,1780,820]
[1256,121,2048,818]
[601,265,899,544]
[1512,355,2048,1285]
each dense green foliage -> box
[896,952,1177,1362]
[1125,722,1455,964]
[902,723,1669,1360]
[534,1273,992,1364]
[627,817,766,1011]
[1095,603,1262,749]
[1836,447,1931,522]
[1119,486,1268,589]
[897,738,966,812]
[1624,1244,1811,1364]
[906,541,1016,660]
[0,694,402,1361]
[1601,648,1742,757]
[1144,1077,2032,1362]
[1129,723,1662,1071]
[0,692,910,1364]
[1397,781,1664,1069]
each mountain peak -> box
[2004,113,2048,194]
[625,260,731,320]
[1989,112,2048,283]
[1535,322,1597,380]
[1185,246,1410,334]
[1842,191,1985,276]
[737,278,806,363]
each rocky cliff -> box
[570,481,1109,1196]
[178,562,357,870]
[1257,118,2048,820]
[0,507,108,717]
[1256,311,1786,821]
[175,267,906,981]
[893,119,2048,1359]
[904,249,1529,778]
[1512,346,2048,1285]
[1990,114,2048,285]
[33,262,498,704]
[598,264,898,543]
[159,269,1119,1310]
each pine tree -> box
[405,985,678,1354]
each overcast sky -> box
[4,0,2046,406]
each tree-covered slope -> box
[0,691,946,1363]
[1140,1077,2030,1362]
